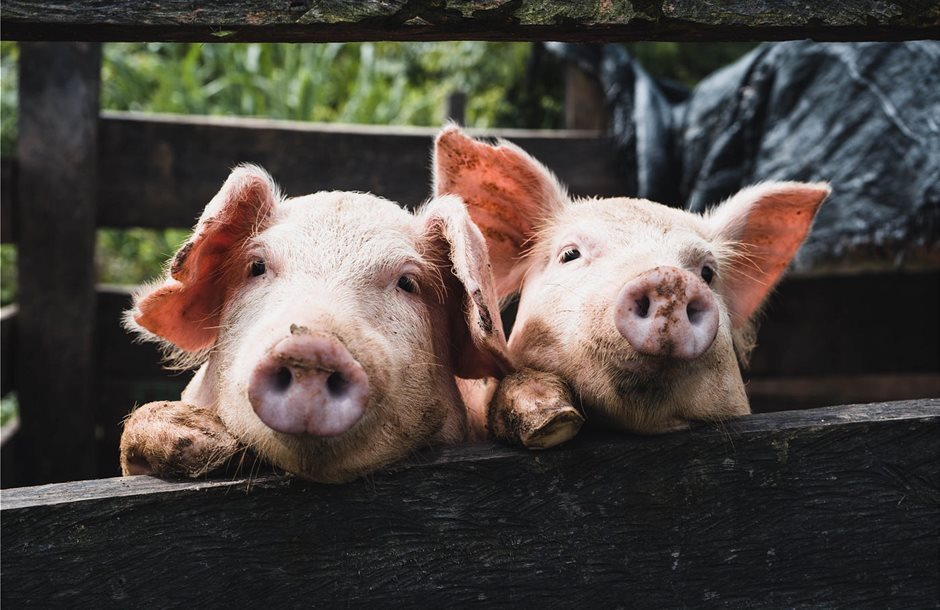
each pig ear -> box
[421,195,514,379]
[127,165,279,353]
[707,181,830,327]
[433,125,568,297]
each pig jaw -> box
[511,309,748,434]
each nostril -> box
[326,371,348,397]
[274,367,293,392]
[687,302,703,325]
[635,295,651,319]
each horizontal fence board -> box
[3,1,939,42]
[748,270,940,377]
[2,400,938,607]
[97,112,626,229]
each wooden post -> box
[564,63,608,131]
[14,42,101,484]
[444,91,467,125]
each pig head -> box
[434,127,828,434]
[124,164,509,482]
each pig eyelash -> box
[249,260,266,277]
[559,248,581,263]
[396,275,419,294]
[700,265,715,285]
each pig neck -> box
[456,377,496,442]
[181,359,221,411]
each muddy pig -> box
[120,164,523,483]
[434,127,829,437]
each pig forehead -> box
[268,192,418,244]
[552,197,707,241]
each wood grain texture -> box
[2,0,939,42]
[1,400,938,607]
[13,42,102,485]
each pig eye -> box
[397,275,418,294]
[701,265,715,285]
[560,248,581,263]
[249,260,266,277]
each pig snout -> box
[248,332,369,436]
[615,266,719,360]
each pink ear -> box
[707,181,830,326]
[130,165,279,352]
[422,195,513,379]
[433,125,568,297]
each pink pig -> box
[120,164,532,483]
[434,127,829,437]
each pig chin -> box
[576,333,749,434]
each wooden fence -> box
[2,400,938,606]
[0,2,938,605]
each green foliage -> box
[1,393,17,427]
[101,42,562,129]
[0,245,15,306]
[1,42,18,155]
[96,228,189,286]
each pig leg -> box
[488,369,584,449]
[120,401,246,478]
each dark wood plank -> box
[2,400,937,607]
[13,43,102,485]
[0,157,15,244]
[0,305,15,397]
[3,0,938,42]
[96,112,626,229]
[748,271,940,377]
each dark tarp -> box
[551,41,940,271]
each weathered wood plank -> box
[0,157,15,244]
[2,400,937,607]
[748,271,940,377]
[13,43,102,485]
[95,112,625,229]
[3,0,939,42]
[0,305,15,397]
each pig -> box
[433,127,829,436]
[120,164,537,483]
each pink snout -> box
[615,266,719,360]
[248,332,369,436]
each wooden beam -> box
[95,112,625,229]
[0,157,15,244]
[14,43,102,485]
[748,271,940,377]
[0,305,15,397]
[2,400,937,606]
[2,1,938,42]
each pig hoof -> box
[120,401,244,478]
[521,406,584,450]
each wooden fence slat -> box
[13,42,102,485]
[2,0,939,42]
[0,305,15,397]
[1,157,15,244]
[94,112,625,229]
[1,400,937,607]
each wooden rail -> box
[2,400,937,607]
[0,112,623,238]
[3,0,939,42]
